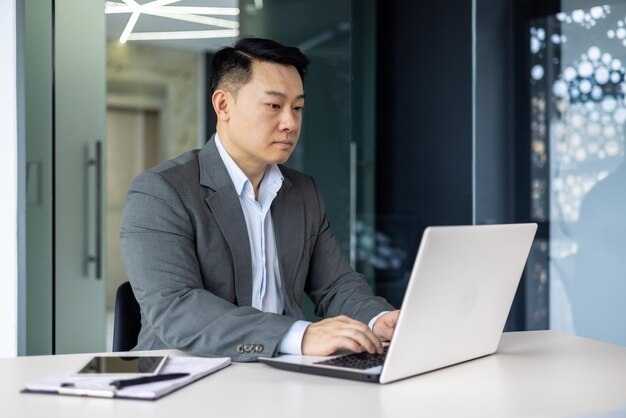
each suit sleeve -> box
[120,170,296,361]
[304,179,395,323]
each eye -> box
[294,106,304,113]
[266,103,281,110]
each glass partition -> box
[240,0,378,318]
[529,4,626,346]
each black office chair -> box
[112,281,142,352]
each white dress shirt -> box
[214,134,309,354]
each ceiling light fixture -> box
[152,6,240,16]
[105,0,240,44]
[128,29,240,41]
[145,11,239,29]
[119,10,140,44]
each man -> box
[121,37,399,362]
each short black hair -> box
[210,37,309,95]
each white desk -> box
[2,331,625,418]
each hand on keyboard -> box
[301,315,384,356]
[314,347,389,370]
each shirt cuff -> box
[277,320,311,354]
[368,311,390,331]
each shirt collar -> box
[214,133,283,197]
[263,163,284,197]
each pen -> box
[110,373,190,389]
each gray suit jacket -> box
[120,136,393,361]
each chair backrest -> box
[112,281,141,352]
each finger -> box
[302,323,357,356]
[386,310,400,326]
[373,320,394,342]
[340,319,384,353]
[363,328,384,354]
[359,323,385,353]
[322,316,384,354]
[377,325,394,341]
[311,333,366,356]
[305,315,383,353]
[337,326,383,354]
[332,336,364,354]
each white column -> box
[0,0,19,358]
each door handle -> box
[349,141,357,269]
[86,141,102,279]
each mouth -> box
[273,140,294,149]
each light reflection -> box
[613,107,626,123]
[531,37,541,54]
[551,172,607,222]
[531,65,545,80]
[602,96,617,112]
[594,66,609,84]
[604,125,616,138]
[564,66,577,81]
[610,71,621,83]
[611,58,622,69]
[554,5,611,29]
[539,36,625,222]
[579,79,592,93]
[578,61,594,77]
[590,6,605,19]
[536,28,545,40]
[530,27,545,54]
[572,10,585,23]
[587,123,601,136]
[588,46,602,60]
[553,80,568,97]
[606,141,620,156]
[591,85,603,100]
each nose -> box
[278,108,299,133]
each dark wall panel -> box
[376,0,473,305]
[476,0,516,225]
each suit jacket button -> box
[236,344,244,354]
[255,344,264,352]
[244,344,253,353]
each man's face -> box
[219,60,305,173]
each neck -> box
[248,170,265,201]
[216,129,266,199]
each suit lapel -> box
[199,137,253,307]
[272,175,305,315]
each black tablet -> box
[73,355,168,378]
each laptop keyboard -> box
[314,346,388,370]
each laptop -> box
[259,223,537,384]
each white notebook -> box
[23,356,231,400]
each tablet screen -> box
[76,356,167,375]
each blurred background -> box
[17,0,626,355]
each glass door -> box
[54,0,108,353]
[24,0,107,355]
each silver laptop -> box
[259,223,537,384]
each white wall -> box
[0,0,19,357]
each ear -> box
[212,89,231,121]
